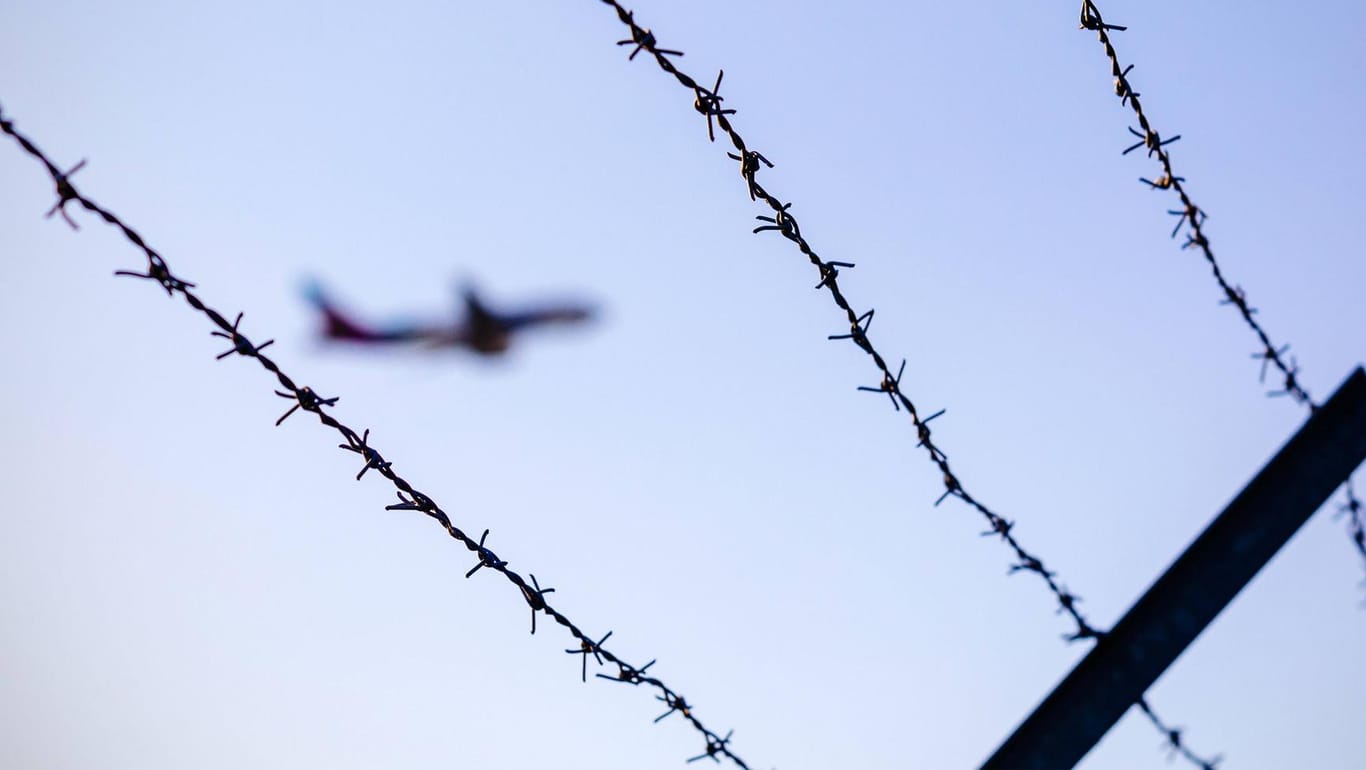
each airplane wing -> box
[498,303,594,332]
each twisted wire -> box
[595,1,1216,765]
[0,104,751,770]
[1078,0,1365,595]
[1136,698,1222,770]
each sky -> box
[2,1,1364,768]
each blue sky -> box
[2,1,1364,768]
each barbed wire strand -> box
[1077,0,1365,582]
[0,105,751,770]
[1137,698,1223,769]
[594,1,1219,766]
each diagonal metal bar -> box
[984,366,1366,770]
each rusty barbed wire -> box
[0,104,752,770]
[592,0,1212,765]
[1077,0,1366,585]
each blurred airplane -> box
[305,281,594,355]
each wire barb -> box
[272,386,339,426]
[1056,588,1082,615]
[1251,344,1290,385]
[689,730,734,764]
[814,260,854,290]
[828,308,874,351]
[1114,64,1140,106]
[339,428,392,480]
[1266,355,1303,400]
[726,149,773,201]
[1008,555,1054,579]
[520,574,556,634]
[1123,125,1181,158]
[1218,285,1255,314]
[1139,171,1183,190]
[980,515,1014,539]
[752,201,800,241]
[654,692,691,723]
[857,358,906,411]
[1064,622,1106,644]
[44,158,86,229]
[1166,203,1201,239]
[914,408,946,448]
[386,489,437,514]
[211,312,275,360]
[465,528,508,578]
[597,658,656,685]
[565,630,611,682]
[616,11,682,61]
[694,70,737,143]
[114,254,195,296]
[1181,231,1208,251]
[1079,1,1126,32]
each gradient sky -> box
[3,2,1364,768]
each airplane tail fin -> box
[460,284,493,324]
[304,280,373,341]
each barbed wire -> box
[1077,0,1366,582]
[0,104,752,770]
[1136,698,1222,769]
[594,1,1218,766]
[599,0,1101,647]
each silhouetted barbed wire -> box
[593,1,1214,766]
[0,104,752,770]
[1076,0,1366,584]
[1136,698,1222,770]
